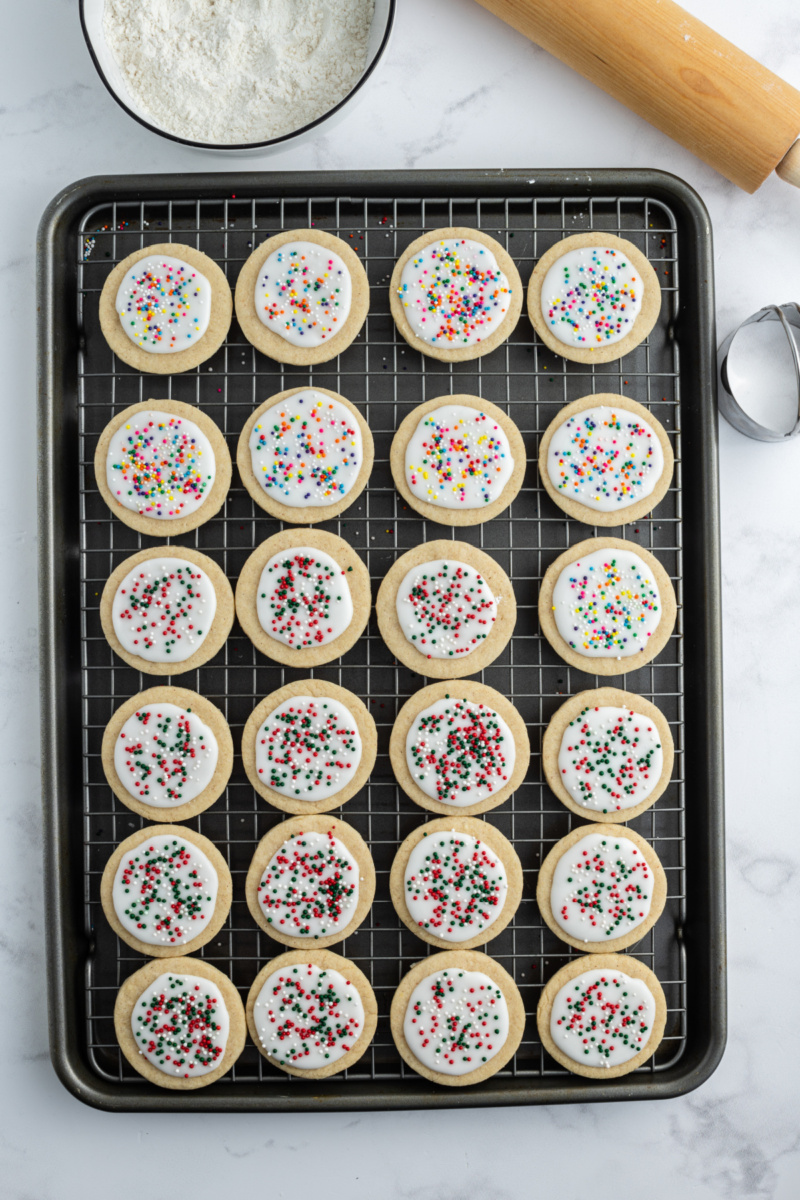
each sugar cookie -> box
[390,680,530,817]
[537,953,667,1079]
[114,956,246,1089]
[542,688,674,822]
[235,229,369,365]
[100,546,234,676]
[236,386,373,523]
[539,394,674,526]
[390,949,525,1086]
[246,949,377,1079]
[100,824,232,958]
[536,823,667,953]
[527,233,661,364]
[99,243,232,374]
[390,228,522,361]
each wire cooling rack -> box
[68,178,697,1105]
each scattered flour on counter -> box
[102,0,376,144]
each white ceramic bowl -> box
[80,0,395,153]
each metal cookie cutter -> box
[717,303,800,441]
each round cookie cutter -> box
[718,302,800,442]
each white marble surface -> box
[2,0,800,1195]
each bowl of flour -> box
[80,0,394,151]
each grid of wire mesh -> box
[76,188,686,1091]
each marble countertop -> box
[3,0,799,1195]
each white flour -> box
[103,0,376,144]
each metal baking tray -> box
[37,169,725,1111]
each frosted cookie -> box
[390,950,525,1087]
[390,227,522,362]
[100,546,234,675]
[536,823,667,953]
[242,679,376,815]
[538,537,677,675]
[94,400,231,536]
[390,396,525,526]
[537,953,667,1078]
[376,540,516,679]
[246,949,377,1079]
[114,956,246,1090]
[527,233,661,364]
[543,688,674,822]
[539,394,674,526]
[236,386,373,523]
[389,816,522,950]
[390,681,530,817]
[235,228,370,365]
[101,686,233,822]
[245,814,375,949]
[99,243,232,374]
[234,529,370,667]
[100,824,232,958]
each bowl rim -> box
[79,0,396,151]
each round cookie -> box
[390,680,530,817]
[100,824,232,958]
[537,952,668,1079]
[94,400,232,536]
[527,233,661,364]
[538,537,677,675]
[236,386,373,523]
[246,949,377,1079]
[543,688,674,822]
[245,814,375,949]
[389,227,522,362]
[389,816,522,950]
[538,394,674,526]
[390,949,525,1087]
[376,540,516,679]
[242,678,376,815]
[100,546,234,676]
[536,823,667,953]
[101,686,233,822]
[112,955,244,1089]
[234,529,370,667]
[99,243,232,374]
[390,396,525,526]
[234,228,370,365]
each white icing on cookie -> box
[395,559,498,661]
[405,696,515,809]
[249,390,363,508]
[255,829,360,939]
[111,557,218,664]
[550,546,662,659]
[404,831,507,943]
[131,972,230,1079]
[549,831,655,943]
[403,967,510,1075]
[547,405,664,512]
[255,547,353,650]
[549,967,657,1068]
[557,705,664,814]
[111,833,219,947]
[255,695,362,801]
[115,255,212,354]
[540,246,644,349]
[254,241,352,348]
[405,405,514,510]
[252,962,365,1070]
[106,409,216,520]
[398,238,512,348]
[114,701,219,809]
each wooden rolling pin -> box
[475,0,800,192]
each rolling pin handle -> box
[776,140,800,189]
